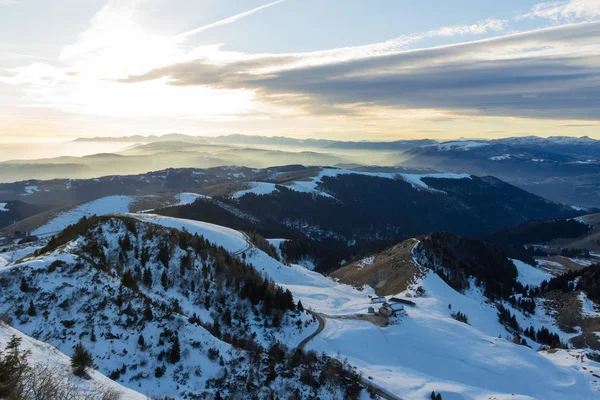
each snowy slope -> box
[128,216,600,399]
[232,182,278,198]
[231,167,472,199]
[0,244,43,268]
[33,195,134,236]
[0,323,145,400]
[171,192,210,206]
[18,213,599,399]
[1,215,373,399]
[512,259,554,287]
[305,271,600,400]
[132,213,249,253]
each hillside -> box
[1,212,599,398]
[0,215,367,399]
[0,200,54,229]
[222,168,580,239]
[0,323,145,399]
[330,239,424,296]
[1,192,207,240]
[481,214,600,271]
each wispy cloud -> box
[123,21,600,121]
[519,0,600,23]
[173,0,287,43]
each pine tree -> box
[27,300,36,316]
[121,270,138,291]
[167,335,181,364]
[158,242,170,269]
[297,300,304,312]
[144,302,154,321]
[19,277,29,293]
[138,334,146,349]
[71,343,93,378]
[0,336,30,398]
[161,270,169,291]
[143,267,152,288]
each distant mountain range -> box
[2,133,600,207]
[75,133,437,150]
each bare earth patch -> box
[331,238,425,296]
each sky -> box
[1,0,599,143]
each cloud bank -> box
[123,21,600,121]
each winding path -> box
[296,310,326,351]
[232,231,253,256]
[296,311,402,400]
[232,231,402,400]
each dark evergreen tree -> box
[71,343,93,377]
[19,277,29,293]
[138,334,146,349]
[143,267,153,288]
[167,335,181,364]
[158,242,170,268]
[144,302,154,321]
[27,300,36,317]
[121,270,138,291]
[0,336,29,398]
[161,270,169,291]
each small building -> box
[370,296,386,304]
[379,303,406,317]
[389,297,416,307]
[367,307,375,314]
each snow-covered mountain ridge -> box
[0,215,365,399]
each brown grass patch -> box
[331,238,425,296]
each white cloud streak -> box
[519,0,600,22]
[173,0,286,43]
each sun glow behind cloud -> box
[1,0,282,120]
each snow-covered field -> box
[171,192,209,206]
[232,182,278,198]
[305,271,600,400]
[579,292,600,318]
[0,323,145,400]
[33,195,134,236]
[512,259,554,287]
